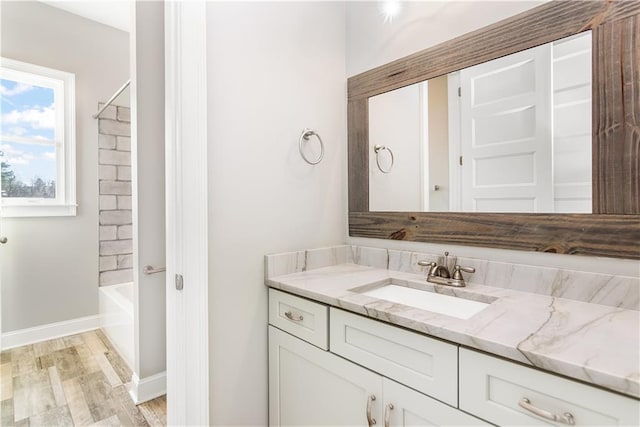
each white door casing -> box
[460,44,552,213]
[551,32,592,213]
[165,1,209,425]
[447,72,462,211]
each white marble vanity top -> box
[266,263,640,399]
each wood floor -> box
[0,330,166,426]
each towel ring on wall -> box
[299,128,324,165]
[374,144,394,173]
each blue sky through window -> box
[1,78,57,183]
[2,141,56,183]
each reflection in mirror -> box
[369,31,592,213]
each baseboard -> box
[1,315,101,351]
[129,371,167,404]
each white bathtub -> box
[99,282,134,369]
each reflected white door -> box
[460,44,552,212]
[369,82,426,212]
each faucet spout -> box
[430,265,450,278]
[417,252,476,287]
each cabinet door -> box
[269,326,383,426]
[382,378,489,426]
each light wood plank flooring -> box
[0,330,166,426]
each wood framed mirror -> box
[348,0,639,259]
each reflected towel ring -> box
[374,144,394,173]
[299,128,324,165]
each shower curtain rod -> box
[93,79,131,119]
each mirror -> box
[369,32,593,213]
[348,0,640,259]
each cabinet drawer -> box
[330,308,458,406]
[460,348,640,426]
[269,289,328,350]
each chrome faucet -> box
[417,251,475,287]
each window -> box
[0,58,76,217]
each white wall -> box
[1,1,129,332]
[346,0,638,277]
[347,1,547,77]
[206,2,346,424]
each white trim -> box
[420,81,429,211]
[165,1,209,425]
[447,72,462,211]
[1,315,100,350]
[1,204,76,217]
[129,371,167,404]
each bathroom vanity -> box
[265,246,639,426]
[266,1,640,424]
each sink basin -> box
[361,284,489,320]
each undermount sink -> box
[360,284,489,320]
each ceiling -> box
[40,0,130,32]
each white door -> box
[165,1,209,425]
[460,44,552,212]
[269,326,383,426]
[382,378,488,426]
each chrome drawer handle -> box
[384,403,394,427]
[284,311,304,322]
[519,397,575,425]
[366,394,376,426]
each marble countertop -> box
[266,263,640,399]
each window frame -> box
[0,57,76,217]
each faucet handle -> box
[417,260,437,276]
[452,265,476,280]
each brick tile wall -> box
[98,104,133,286]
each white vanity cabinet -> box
[268,289,639,426]
[269,326,486,426]
[268,290,487,426]
[459,349,640,426]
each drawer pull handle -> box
[284,311,304,322]
[366,394,376,426]
[519,398,575,425]
[384,403,394,427]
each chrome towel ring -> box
[374,144,394,173]
[299,128,324,165]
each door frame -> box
[164,1,209,425]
